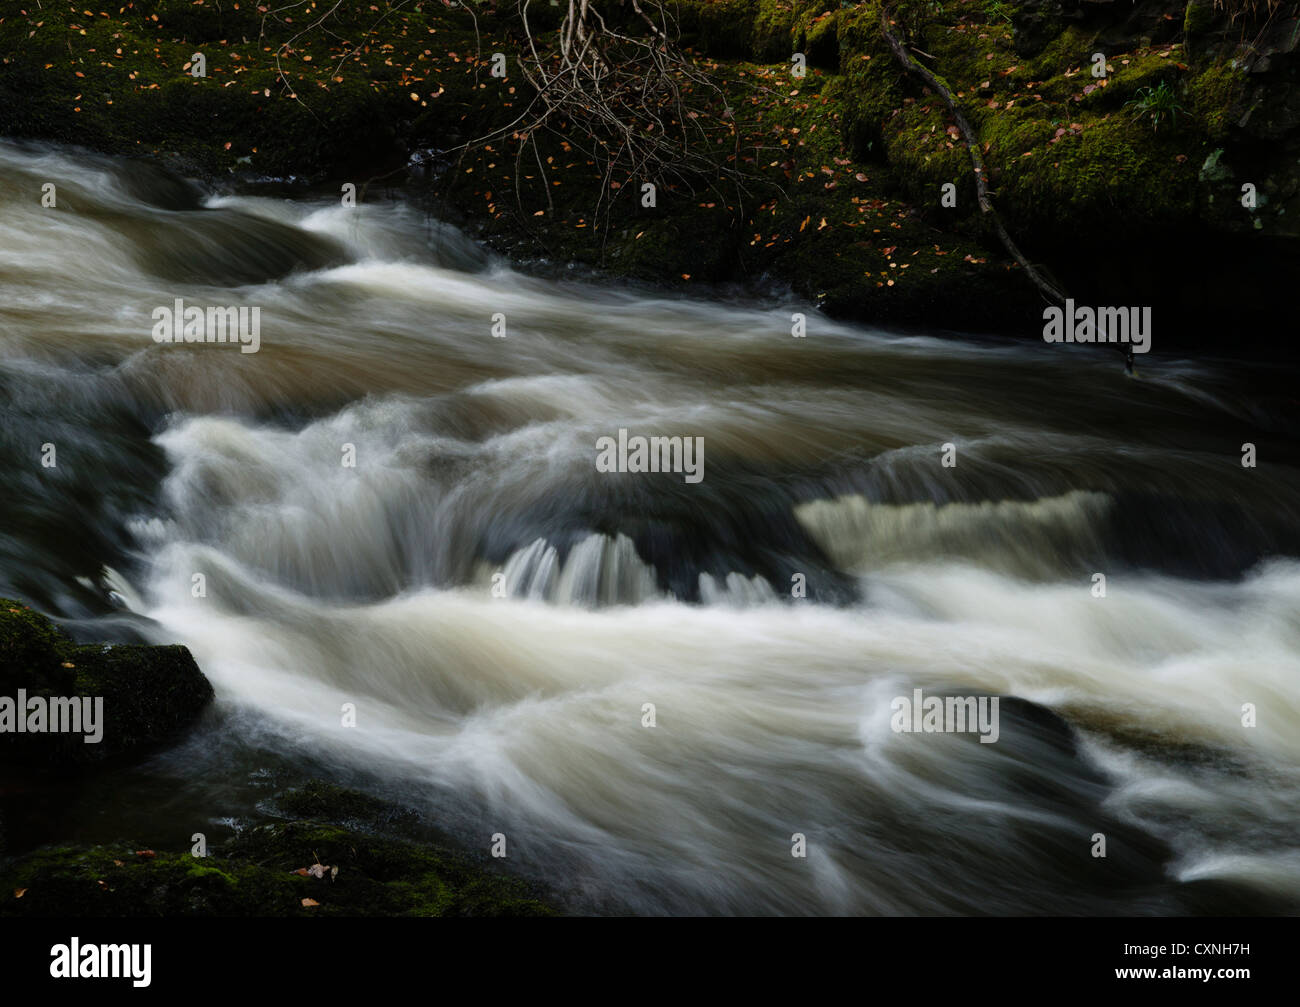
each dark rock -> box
[0,600,214,770]
[0,782,558,917]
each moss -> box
[752,0,798,61]
[0,598,213,769]
[0,1,493,178]
[999,113,1197,234]
[276,780,421,832]
[0,0,1273,329]
[796,8,841,70]
[1184,0,1216,38]
[0,602,74,696]
[835,1,906,158]
[0,844,297,916]
[1187,60,1248,140]
[1,783,559,917]
[1026,26,1097,84]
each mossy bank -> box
[1,1,1295,348]
[2,781,557,916]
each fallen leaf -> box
[13,888,26,898]
[301,898,320,907]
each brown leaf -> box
[13,888,26,898]
[301,898,320,907]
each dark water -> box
[1,140,1298,914]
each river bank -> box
[2,1,1296,351]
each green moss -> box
[0,601,74,696]
[752,0,798,61]
[2,799,558,917]
[184,865,237,886]
[0,598,213,769]
[1184,0,1216,38]
[835,1,905,158]
[0,844,296,916]
[999,113,1197,233]
[0,1,492,178]
[0,0,1269,324]
[276,780,413,826]
[1026,26,1096,84]
[1187,60,1248,140]
[797,9,840,70]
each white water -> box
[2,141,1298,914]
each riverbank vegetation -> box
[2,1,1295,342]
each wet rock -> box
[0,600,214,770]
[0,782,558,917]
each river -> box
[2,139,1298,915]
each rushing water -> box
[2,139,1298,915]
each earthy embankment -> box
[0,602,557,916]
[1,1,1296,351]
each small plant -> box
[985,0,1014,23]
[1124,80,1185,131]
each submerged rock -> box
[0,599,214,769]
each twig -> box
[880,7,1067,306]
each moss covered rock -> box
[0,600,213,769]
[1,782,557,917]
